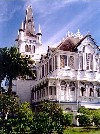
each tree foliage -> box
[34,102,65,134]
[77,114,92,127]
[63,112,73,126]
[0,96,73,133]
[0,47,33,94]
[93,109,100,127]
[77,107,100,127]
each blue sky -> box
[0,0,100,50]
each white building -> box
[14,6,100,111]
[15,5,42,62]
[32,30,100,111]
[12,6,43,102]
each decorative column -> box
[83,52,86,70]
[48,60,49,74]
[56,79,61,102]
[94,85,97,97]
[74,85,77,101]
[67,82,70,101]
[77,81,80,100]
[68,83,70,101]
[57,54,60,69]
[54,57,55,71]
[86,84,89,97]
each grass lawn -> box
[64,127,100,134]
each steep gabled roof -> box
[57,36,80,52]
[53,34,98,52]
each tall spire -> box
[24,5,35,36]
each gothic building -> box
[14,6,100,111]
[12,6,43,102]
[15,5,42,62]
[31,30,100,111]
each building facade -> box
[14,6,100,111]
[31,30,100,111]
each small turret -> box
[19,21,24,40]
[37,24,42,44]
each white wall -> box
[12,80,35,103]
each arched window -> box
[61,81,66,86]
[61,81,66,90]
[60,55,67,68]
[49,58,52,72]
[69,82,75,91]
[28,45,31,52]
[80,87,85,96]
[90,88,94,97]
[25,44,28,52]
[32,45,35,53]
[97,88,100,97]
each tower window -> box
[25,44,31,52]
[32,45,35,53]
[28,45,31,52]
[25,45,28,52]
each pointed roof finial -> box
[39,24,42,34]
[21,21,24,30]
[77,29,80,33]
[37,24,42,36]
[67,31,70,37]
[75,29,83,39]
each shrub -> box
[78,114,92,127]
[63,112,73,126]
[93,112,100,127]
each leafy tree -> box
[0,94,19,120]
[1,47,33,94]
[15,102,33,133]
[0,94,19,133]
[34,101,64,134]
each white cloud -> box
[43,5,94,47]
[25,0,88,18]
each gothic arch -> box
[25,44,28,52]
[32,45,35,53]
[60,80,66,86]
